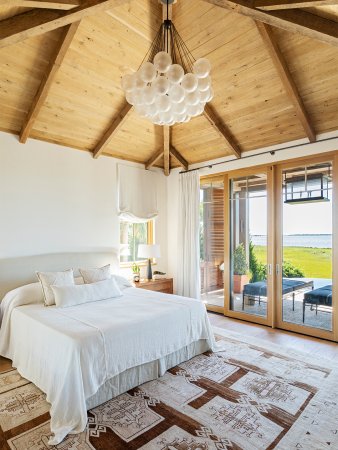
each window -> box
[120,221,154,265]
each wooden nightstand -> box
[134,278,173,294]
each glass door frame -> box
[200,174,226,315]
[275,154,338,342]
[223,165,275,327]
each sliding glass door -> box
[275,157,337,340]
[224,168,273,326]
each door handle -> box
[276,264,280,275]
[268,264,272,275]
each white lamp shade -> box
[138,244,161,259]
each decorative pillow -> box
[112,274,132,290]
[79,264,111,284]
[52,278,122,308]
[36,269,74,306]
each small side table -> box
[134,278,173,294]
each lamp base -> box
[147,259,153,280]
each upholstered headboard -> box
[0,251,119,300]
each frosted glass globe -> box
[139,62,157,83]
[198,76,211,92]
[134,72,145,90]
[193,58,211,78]
[172,101,186,115]
[161,110,174,124]
[142,85,156,105]
[169,84,185,103]
[125,91,135,105]
[167,64,184,84]
[153,76,170,96]
[186,90,201,106]
[121,73,136,92]
[206,86,214,102]
[196,102,205,115]
[153,51,172,73]
[174,112,186,123]
[181,73,198,93]
[186,104,199,117]
[133,89,143,106]
[135,104,147,117]
[199,89,210,103]
[156,95,171,112]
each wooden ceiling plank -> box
[0,0,80,10]
[163,126,170,176]
[19,21,80,144]
[255,0,338,10]
[256,21,316,142]
[203,0,338,48]
[145,148,164,169]
[93,103,133,159]
[169,146,189,170]
[0,0,129,48]
[203,104,241,158]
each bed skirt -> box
[86,339,210,410]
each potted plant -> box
[132,262,140,282]
[233,243,249,294]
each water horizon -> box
[251,234,332,248]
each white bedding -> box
[0,286,215,444]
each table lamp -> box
[138,244,161,280]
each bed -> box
[0,252,215,445]
[242,278,314,310]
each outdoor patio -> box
[202,278,332,332]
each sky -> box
[249,194,332,235]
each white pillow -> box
[52,278,122,308]
[79,264,111,284]
[112,274,132,290]
[36,269,74,306]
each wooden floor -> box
[0,313,337,375]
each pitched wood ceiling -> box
[0,0,337,174]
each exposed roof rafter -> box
[203,104,241,158]
[256,21,316,142]
[145,148,164,170]
[203,0,338,48]
[93,103,133,159]
[255,0,338,10]
[0,0,80,10]
[0,0,129,48]
[163,125,170,177]
[170,146,189,171]
[20,21,80,144]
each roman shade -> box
[118,165,158,223]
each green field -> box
[254,246,332,279]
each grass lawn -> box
[254,246,332,279]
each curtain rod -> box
[179,136,338,174]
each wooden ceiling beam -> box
[0,0,129,48]
[163,126,170,177]
[0,0,80,10]
[255,0,338,10]
[93,103,133,159]
[145,148,164,170]
[169,146,189,171]
[256,21,316,142]
[203,104,241,158]
[20,21,80,144]
[203,0,338,48]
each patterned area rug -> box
[1,327,338,449]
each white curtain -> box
[118,165,158,223]
[177,170,201,299]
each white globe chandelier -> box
[120,1,213,126]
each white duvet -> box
[0,286,215,444]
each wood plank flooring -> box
[0,313,337,375]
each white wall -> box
[0,132,168,277]
[166,131,338,288]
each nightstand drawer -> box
[135,278,173,294]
